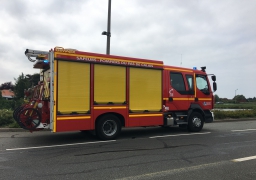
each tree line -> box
[0,73,40,109]
[214,94,256,103]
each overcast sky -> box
[0,0,255,99]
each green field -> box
[213,102,256,119]
[214,102,256,109]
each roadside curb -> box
[0,128,27,132]
[1,119,255,132]
[0,128,51,132]
[213,118,256,123]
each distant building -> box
[1,89,15,100]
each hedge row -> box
[214,103,256,109]
[0,109,16,127]
[0,99,25,110]
[0,98,24,128]
[213,109,256,119]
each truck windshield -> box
[196,75,209,94]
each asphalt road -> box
[1,120,256,180]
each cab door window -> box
[185,75,194,95]
[196,75,209,94]
[170,72,186,93]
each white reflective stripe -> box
[149,132,211,138]
[6,140,116,151]
[231,129,256,132]
[233,155,256,162]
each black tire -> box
[96,114,121,140]
[13,106,26,129]
[188,112,204,132]
[13,106,24,120]
[13,106,21,119]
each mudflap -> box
[204,110,214,123]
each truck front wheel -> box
[188,112,204,132]
[96,114,121,140]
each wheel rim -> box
[192,116,202,127]
[102,120,117,136]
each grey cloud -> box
[0,0,255,98]
[0,0,28,19]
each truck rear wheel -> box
[96,114,121,140]
[188,112,204,132]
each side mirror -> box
[213,82,217,92]
[211,75,216,81]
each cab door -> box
[166,71,191,111]
[194,74,212,110]
[185,73,195,103]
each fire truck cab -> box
[14,47,217,140]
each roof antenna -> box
[180,54,182,66]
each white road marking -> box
[116,161,230,180]
[222,139,256,145]
[6,140,116,151]
[149,132,211,138]
[232,155,256,162]
[231,129,256,132]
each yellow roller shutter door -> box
[94,64,126,104]
[130,68,162,111]
[57,61,90,114]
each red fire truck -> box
[14,47,217,140]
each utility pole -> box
[102,0,111,55]
[235,89,238,103]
